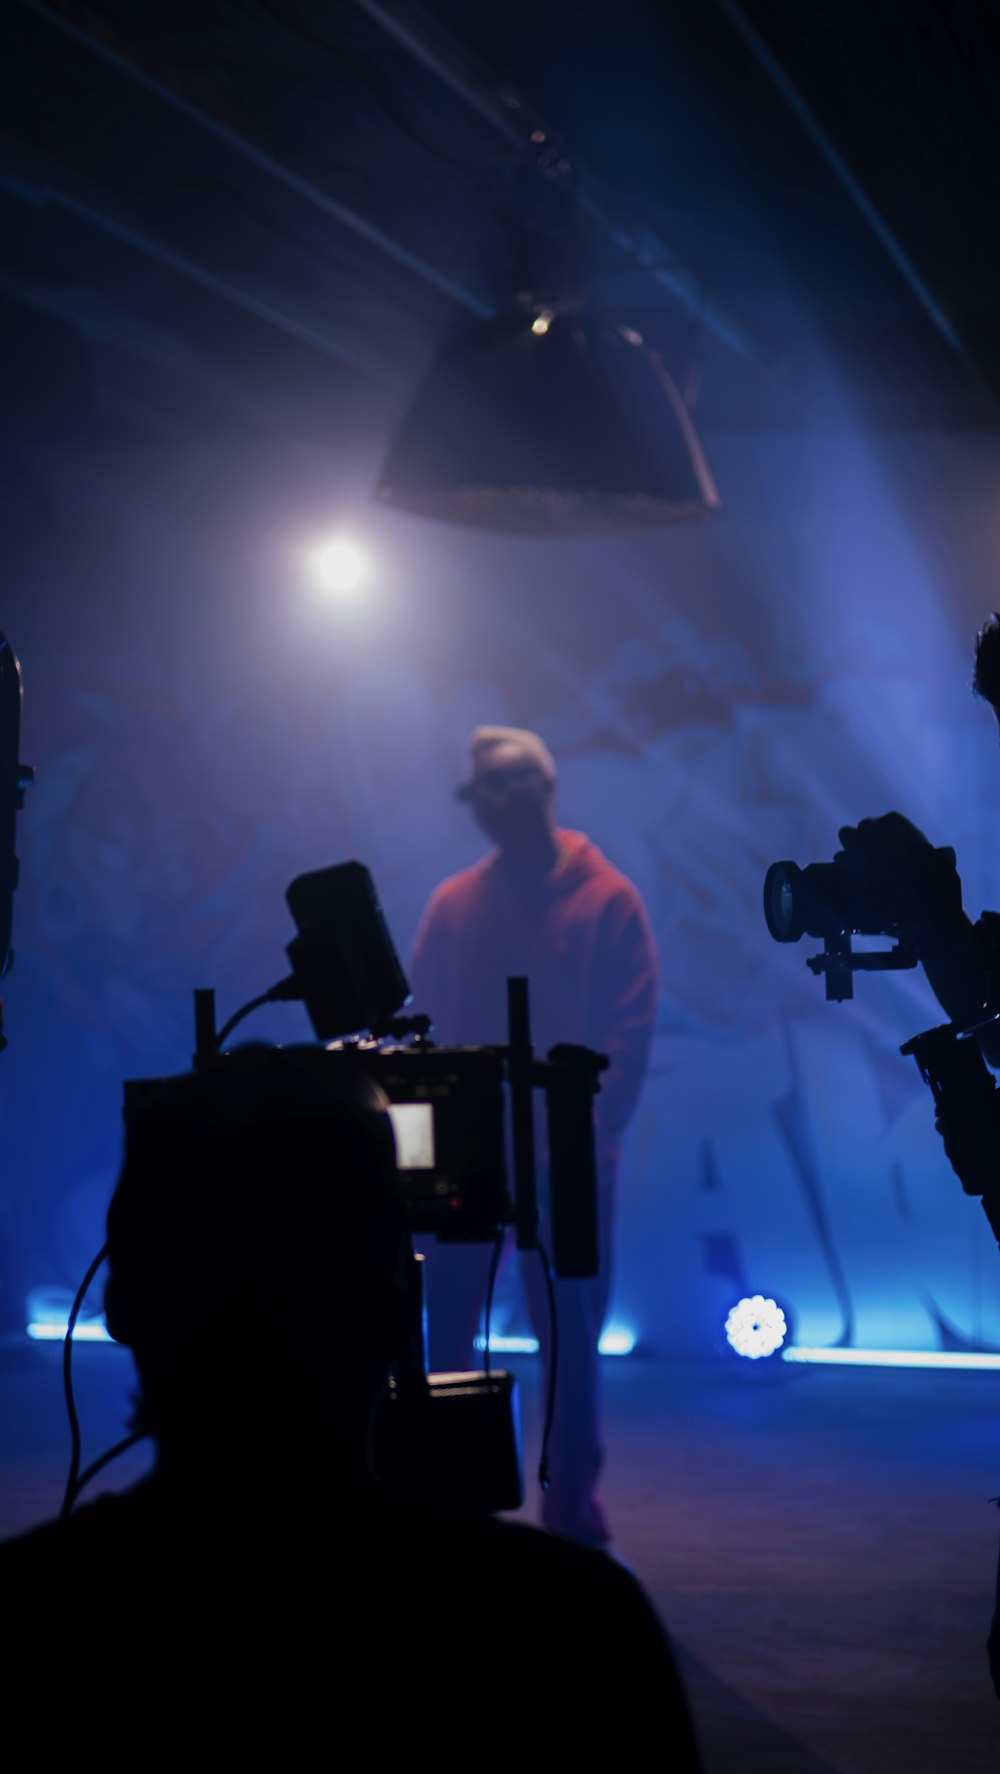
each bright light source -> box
[531,310,553,336]
[782,1346,1000,1371]
[473,1334,539,1354]
[28,1320,112,1342]
[725,1295,788,1360]
[309,537,367,597]
[25,1316,643,1358]
[471,1329,634,1356]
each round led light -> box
[725,1294,788,1360]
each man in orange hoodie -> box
[409,725,659,1547]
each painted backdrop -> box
[4,424,1000,1356]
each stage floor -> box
[2,1339,998,1772]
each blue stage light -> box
[725,1294,788,1359]
[472,1328,636,1357]
[473,1334,540,1354]
[782,1346,1000,1371]
[27,1319,111,1342]
[29,1312,637,1356]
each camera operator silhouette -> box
[0,1043,701,1763]
[827,613,1000,1701]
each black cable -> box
[215,975,298,1050]
[535,1238,558,1493]
[215,991,280,1050]
[59,1241,109,1521]
[481,1228,505,1378]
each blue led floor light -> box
[472,1326,636,1357]
[28,1320,111,1342]
[782,1346,1000,1371]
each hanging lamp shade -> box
[374,312,721,535]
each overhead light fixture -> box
[374,312,721,535]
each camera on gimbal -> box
[125,860,608,1516]
[763,830,1000,1246]
[762,841,959,1000]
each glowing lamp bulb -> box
[531,310,553,336]
[725,1295,787,1360]
[311,538,366,597]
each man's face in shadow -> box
[460,742,554,850]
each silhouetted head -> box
[105,1045,406,1481]
[973,614,1000,724]
[454,725,557,855]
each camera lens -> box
[764,862,804,943]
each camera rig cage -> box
[187,860,608,1278]
[118,861,609,1517]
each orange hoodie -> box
[408,830,658,1159]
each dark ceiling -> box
[2,0,1000,455]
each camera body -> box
[356,1033,606,1278]
[364,1042,509,1239]
[121,1042,510,1239]
[761,847,958,998]
[765,855,908,947]
[122,860,607,1516]
[764,842,958,945]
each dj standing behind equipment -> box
[409,725,659,1547]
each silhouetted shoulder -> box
[370,1500,702,1763]
[0,1482,701,1764]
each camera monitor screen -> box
[370,1045,509,1239]
[387,1100,435,1171]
